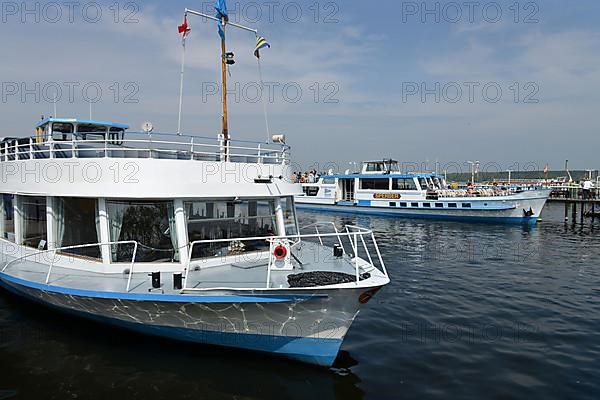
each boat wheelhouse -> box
[296,160,551,224]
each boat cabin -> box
[361,159,401,174]
[34,117,128,144]
[0,119,297,273]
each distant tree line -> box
[445,170,599,183]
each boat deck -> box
[1,242,371,295]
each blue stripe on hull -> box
[0,278,342,366]
[0,273,326,303]
[296,204,538,225]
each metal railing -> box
[1,241,138,291]
[183,223,387,291]
[0,132,290,165]
[0,226,387,293]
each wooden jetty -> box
[548,186,599,223]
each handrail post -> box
[371,232,388,277]
[29,137,33,159]
[266,239,273,288]
[104,134,108,158]
[190,137,194,160]
[354,233,359,283]
[183,242,194,290]
[333,224,346,254]
[45,250,57,284]
[358,233,374,269]
[126,242,138,292]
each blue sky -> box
[1,0,599,173]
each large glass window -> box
[186,198,284,259]
[1,194,15,242]
[54,198,100,259]
[281,197,298,236]
[392,178,418,191]
[361,178,390,190]
[20,196,47,249]
[107,200,178,263]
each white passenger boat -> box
[0,5,389,367]
[296,160,551,224]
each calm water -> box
[1,203,600,399]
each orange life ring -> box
[273,245,287,260]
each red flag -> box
[544,164,549,174]
[178,16,190,34]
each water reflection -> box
[0,290,365,400]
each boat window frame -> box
[184,197,285,261]
[360,178,391,191]
[392,178,418,191]
[51,122,75,141]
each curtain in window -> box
[108,203,125,260]
[54,198,66,248]
[167,202,179,261]
[95,201,102,245]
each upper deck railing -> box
[0,132,290,165]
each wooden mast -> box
[220,17,229,157]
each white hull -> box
[296,190,550,224]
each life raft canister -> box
[273,245,287,260]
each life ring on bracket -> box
[273,245,287,260]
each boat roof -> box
[362,159,399,164]
[35,117,129,130]
[321,173,437,179]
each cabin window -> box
[107,200,178,263]
[418,178,430,190]
[54,198,100,259]
[20,196,47,249]
[109,127,125,144]
[360,178,390,190]
[1,194,15,242]
[411,202,419,207]
[321,178,335,184]
[392,178,417,191]
[77,124,106,134]
[400,202,408,208]
[389,202,397,207]
[462,203,472,208]
[448,203,458,208]
[185,198,280,259]
[365,163,385,172]
[52,122,74,141]
[435,203,444,208]
[423,203,431,208]
[304,186,319,197]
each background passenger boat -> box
[296,160,551,224]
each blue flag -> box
[215,0,228,39]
